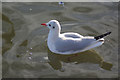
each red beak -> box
[41,23,47,26]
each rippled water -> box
[2,2,118,78]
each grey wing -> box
[62,32,83,38]
[55,38,96,53]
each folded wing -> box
[55,37,97,54]
[62,32,83,38]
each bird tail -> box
[94,32,111,40]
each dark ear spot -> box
[53,26,55,29]
[49,24,51,26]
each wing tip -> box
[94,31,112,40]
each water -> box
[2,2,118,78]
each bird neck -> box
[48,30,60,40]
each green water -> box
[2,2,118,78]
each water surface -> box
[2,2,118,78]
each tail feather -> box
[94,32,111,40]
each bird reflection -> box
[47,47,113,72]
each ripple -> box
[2,7,14,14]
[19,40,28,47]
[2,14,15,54]
[73,7,93,13]
[51,12,76,22]
[81,26,99,35]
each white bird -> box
[41,20,111,55]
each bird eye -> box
[49,24,51,26]
[53,26,55,29]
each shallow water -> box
[2,2,118,78]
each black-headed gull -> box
[41,20,111,55]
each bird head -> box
[41,20,61,32]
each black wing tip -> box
[107,31,112,34]
[94,31,112,40]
